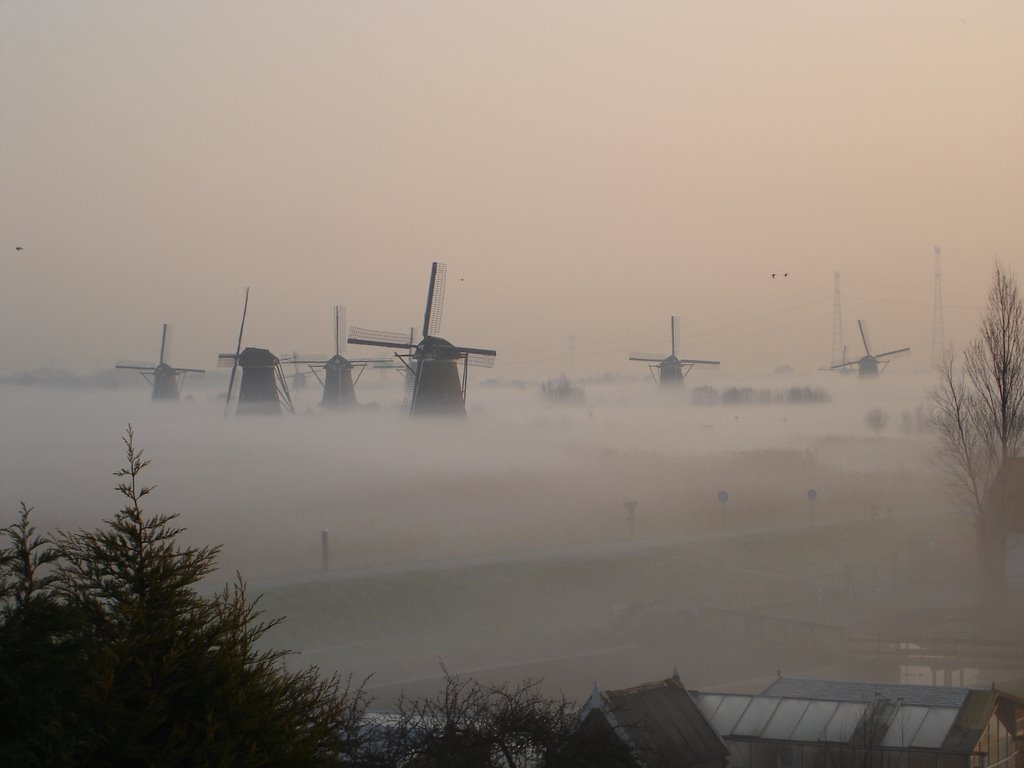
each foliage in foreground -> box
[0,428,637,767]
[0,427,369,767]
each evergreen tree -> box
[0,504,89,767]
[2,427,371,766]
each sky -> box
[1,0,1022,379]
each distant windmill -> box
[630,316,719,386]
[116,324,205,400]
[288,306,396,408]
[218,289,294,415]
[830,319,910,377]
[288,353,309,391]
[348,262,496,416]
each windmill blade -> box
[874,347,911,360]
[402,365,418,413]
[116,360,157,370]
[857,319,872,356]
[423,261,447,338]
[450,344,495,357]
[678,358,720,366]
[466,352,497,368]
[348,326,415,349]
[348,356,398,365]
[217,353,238,368]
[287,354,329,364]
[224,287,249,417]
[630,352,667,362]
[830,360,859,370]
[671,316,680,359]
[275,362,295,415]
[170,367,206,374]
[158,324,174,365]
[342,305,350,356]
[368,358,408,370]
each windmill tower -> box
[830,319,910,377]
[347,262,496,416]
[116,324,205,400]
[289,306,396,408]
[218,289,294,415]
[932,246,945,365]
[629,316,720,387]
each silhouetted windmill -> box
[830,319,910,377]
[348,262,496,416]
[630,316,719,386]
[116,324,205,400]
[218,289,294,415]
[288,306,395,408]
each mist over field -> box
[1,372,938,578]
[5,369,994,703]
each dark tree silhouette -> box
[2,427,371,767]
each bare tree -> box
[932,263,1024,586]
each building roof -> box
[690,677,998,754]
[596,677,729,767]
[763,677,970,708]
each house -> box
[581,675,730,768]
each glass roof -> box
[791,700,840,742]
[693,691,965,750]
[734,697,783,737]
[707,695,753,735]
[911,707,959,749]
[762,698,811,740]
[824,702,868,742]
[882,706,930,748]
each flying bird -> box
[15,246,24,251]
[771,273,777,278]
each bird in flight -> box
[15,246,24,251]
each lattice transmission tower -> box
[831,271,845,367]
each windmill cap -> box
[239,347,279,366]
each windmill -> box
[288,306,396,408]
[218,289,294,415]
[288,353,309,391]
[830,319,910,377]
[347,262,496,416]
[116,324,205,400]
[630,316,719,386]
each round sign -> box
[718,491,729,504]
[807,489,818,501]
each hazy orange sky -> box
[1,1,1021,378]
